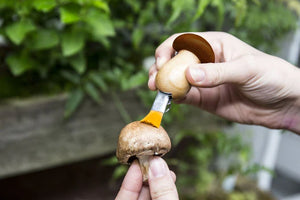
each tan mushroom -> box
[116,121,171,182]
[156,33,215,99]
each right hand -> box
[149,32,300,134]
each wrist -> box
[284,66,300,134]
[282,93,300,135]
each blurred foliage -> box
[281,0,300,16]
[170,129,272,200]
[0,0,298,117]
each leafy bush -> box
[0,0,298,117]
[171,129,273,200]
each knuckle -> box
[149,64,157,76]
[220,32,233,40]
[243,54,256,69]
[242,54,259,81]
[151,185,175,200]
[155,33,181,57]
[226,32,236,39]
[155,48,161,58]
[210,65,224,85]
[221,31,231,37]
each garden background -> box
[0,0,300,199]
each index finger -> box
[148,157,179,200]
[115,160,143,200]
[155,33,181,69]
[155,32,229,66]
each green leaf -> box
[62,30,85,56]
[194,0,211,20]
[126,0,141,13]
[157,0,169,15]
[167,0,195,26]
[101,156,118,166]
[121,72,147,90]
[6,52,36,76]
[5,20,36,45]
[28,29,59,50]
[242,163,273,176]
[60,4,81,24]
[167,5,182,25]
[95,36,110,48]
[92,0,110,13]
[15,1,32,16]
[211,0,225,29]
[232,0,247,26]
[60,70,81,84]
[112,165,128,180]
[84,82,102,104]
[89,72,108,92]
[64,88,84,118]
[85,8,115,38]
[132,28,143,49]
[33,0,56,12]
[0,0,14,8]
[69,53,86,74]
[174,131,187,146]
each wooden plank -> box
[0,91,224,178]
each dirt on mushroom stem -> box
[137,154,151,182]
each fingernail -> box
[189,67,205,82]
[156,57,167,69]
[149,157,167,178]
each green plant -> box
[0,2,296,199]
[169,129,272,200]
[0,0,297,118]
[229,1,299,52]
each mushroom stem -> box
[137,155,151,182]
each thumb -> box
[148,157,179,200]
[186,58,254,87]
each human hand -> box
[149,32,300,134]
[115,157,178,200]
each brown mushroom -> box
[155,33,215,99]
[116,121,171,182]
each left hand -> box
[115,157,178,200]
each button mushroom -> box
[116,121,171,182]
[155,33,215,99]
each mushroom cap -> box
[173,33,215,63]
[116,121,171,164]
